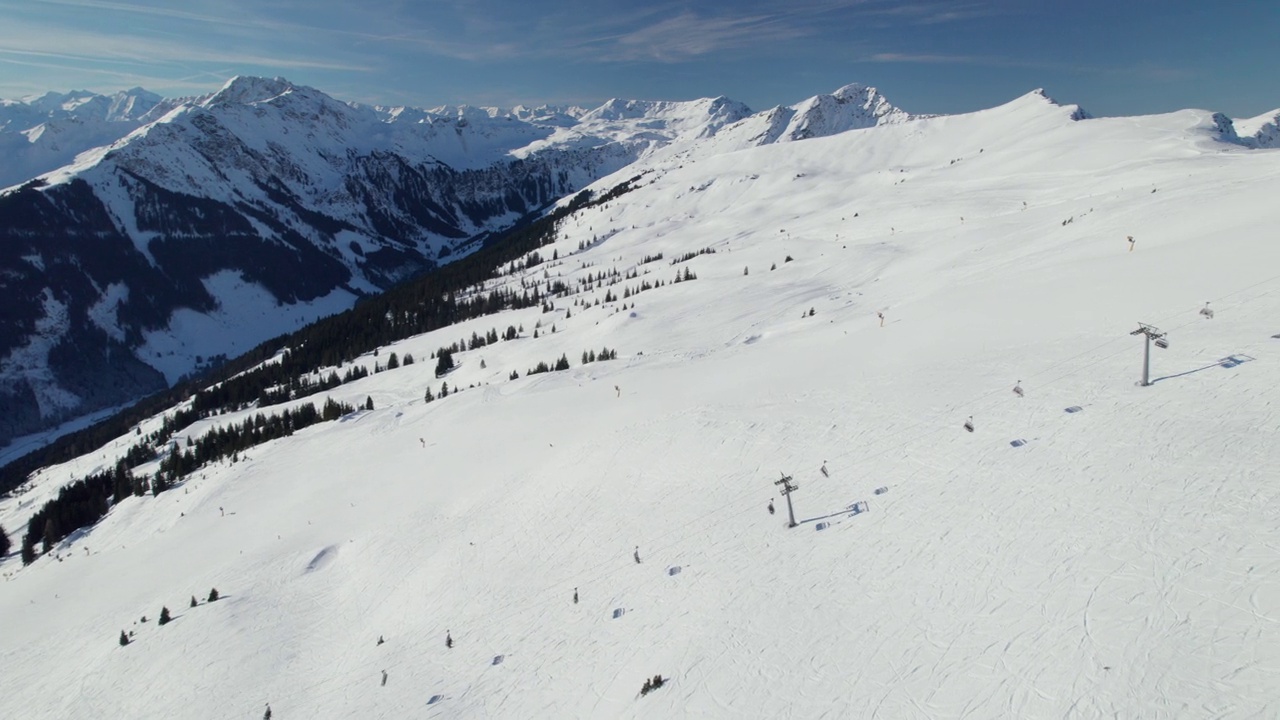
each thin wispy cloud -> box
[0,54,215,95]
[515,1,989,63]
[31,0,389,47]
[867,51,1102,74]
[864,1,1000,24]
[0,0,1260,118]
[15,0,998,72]
[604,12,805,62]
[867,51,1196,84]
[869,52,988,64]
[33,0,255,27]
[0,17,372,72]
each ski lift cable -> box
[232,271,1280,717]
[777,270,1280,485]
[226,270,1280,717]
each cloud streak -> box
[603,11,806,62]
[522,1,993,63]
[25,0,529,63]
[0,14,372,72]
[866,51,1196,84]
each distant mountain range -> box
[1,76,1275,450]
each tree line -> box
[18,397,356,565]
[1,175,644,497]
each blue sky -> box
[0,0,1276,117]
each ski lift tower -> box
[774,473,799,528]
[1130,323,1168,387]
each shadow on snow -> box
[1152,354,1254,383]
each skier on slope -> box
[768,499,775,515]
[633,546,641,564]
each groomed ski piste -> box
[2,89,1279,719]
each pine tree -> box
[158,606,172,626]
[119,630,130,646]
[364,396,374,411]
[42,517,60,553]
[0,523,10,558]
[190,595,198,608]
[435,348,455,377]
[208,588,220,602]
[386,353,399,370]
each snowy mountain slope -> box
[2,89,1279,718]
[653,83,914,161]
[0,87,175,188]
[1233,108,1280,148]
[0,77,905,450]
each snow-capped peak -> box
[675,83,912,155]
[1019,88,1092,120]
[105,87,163,122]
[201,76,300,108]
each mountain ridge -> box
[0,76,919,449]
